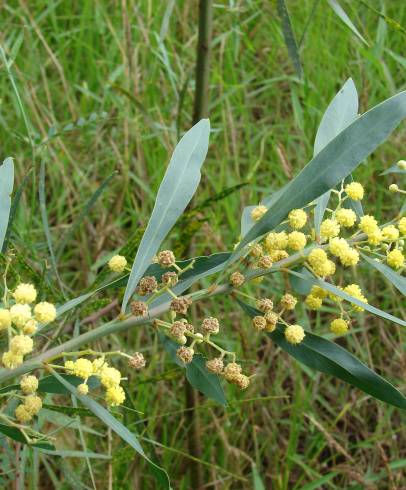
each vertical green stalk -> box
[186,1,213,488]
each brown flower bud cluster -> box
[170,296,192,315]
[128,352,146,369]
[137,276,158,296]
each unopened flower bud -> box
[264,311,278,332]
[77,383,89,395]
[223,362,242,382]
[176,346,194,364]
[130,301,148,317]
[161,271,178,286]
[194,333,204,344]
[157,250,176,267]
[252,316,266,331]
[170,296,192,315]
[256,298,273,313]
[230,271,245,288]
[389,184,399,193]
[280,293,297,310]
[136,276,158,296]
[201,317,220,335]
[258,255,273,269]
[235,374,250,390]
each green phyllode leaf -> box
[238,301,406,409]
[361,253,406,296]
[0,157,14,253]
[122,119,211,312]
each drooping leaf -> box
[361,252,406,296]
[50,369,171,488]
[0,424,55,450]
[122,119,210,311]
[0,157,14,252]
[161,335,226,405]
[238,301,406,409]
[236,89,406,251]
[327,0,368,45]
[313,79,359,235]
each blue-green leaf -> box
[50,370,171,488]
[236,89,406,251]
[327,0,368,46]
[0,157,14,252]
[361,252,406,296]
[122,119,210,311]
[238,301,406,409]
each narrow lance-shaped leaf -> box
[313,78,359,235]
[327,0,368,46]
[361,252,406,296]
[0,157,14,252]
[236,89,406,252]
[238,300,406,409]
[122,119,210,312]
[277,0,302,78]
[50,369,171,488]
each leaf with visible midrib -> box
[361,252,406,296]
[236,89,406,251]
[122,119,210,311]
[238,300,406,409]
[0,157,14,252]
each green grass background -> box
[1,0,406,488]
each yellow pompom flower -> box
[320,219,340,239]
[77,383,89,395]
[20,375,39,394]
[34,302,56,324]
[2,351,23,369]
[10,335,33,355]
[330,318,349,335]
[251,205,267,221]
[92,358,107,374]
[336,208,357,227]
[308,248,332,276]
[288,209,307,229]
[343,284,368,312]
[359,215,378,235]
[100,366,122,388]
[24,395,42,415]
[285,324,305,344]
[108,255,127,273]
[310,285,328,299]
[382,225,399,242]
[23,319,38,335]
[305,295,323,310]
[387,249,404,269]
[265,232,288,251]
[268,250,289,262]
[398,217,406,235]
[329,237,349,257]
[0,308,11,330]
[287,231,307,250]
[15,405,32,423]
[308,248,328,266]
[389,184,399,193]
[13,283,37,304]
[105,385,126,406]
[64,360,75,371]
[339,248,359,267]
[398,159,406,170]
[367,229,383,245]
[326,260,336,275]
[72,358,93,379]
[10,304,31,328]
[345,182,364,200]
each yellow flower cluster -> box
[14,375,42,423]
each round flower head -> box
[170,296,192,315]
[252,316,266,331]
[339,248,359,267]
[256,298,273,313]
[34,302,56,324]
[10,304,31,328]
[157,250,176,267]
[330,318,349,335]
[72,358,93,380]
[176,346,194,364]
[387,249,404,269]
[287,231,307,251]
[206,357,224,374]
[382,225,399,242]
[230,271,245,287]
[108,255,127,273]
[235,374,250,390]
[2,351,23,369]
[305,295,322,310]
[310,285,328,299]
[24,395,42,415]
[92,358,107,374]
[249,243,264,258]
[105,385,126,406]
[100,366,122,388]
[389,184,399,193]
[398,159,406,170]
[13,283,37,304]
[359,215,378,235]
[15,404,32,423]
[130,301,148,317]
[343,284,368,312]
[265,232,288,251]
[20,375,39,394]
[0,308,11,330]
[329,237,349,257]
[345,182,364,200]
[320,219,340,239]
[77,383,89,395]
[201,317,220,335]
[161,271,178,287]
[137,276,158,296]
[308,248,331,276]
[398,217,406,236]
[258,255,273,269]
[288,209,307,230]
[280,293,297,310]
[23,319,38,335]
[251,205,267,221]
[268,250,289,262]
[10,335,33,355]
[128,352,146,369]
[223,362,242,382]
[336,208,356,227]
[264,311,278,332]
[367,229,383,245]
[285,324,305,344]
